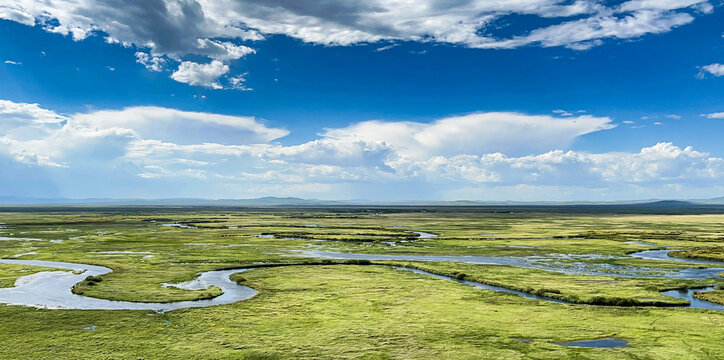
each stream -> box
[0,255,721,311]
[295,249,724,280]
[0,228,721,311]
[0,259,257,311]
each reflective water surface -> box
[297,250,724,279]
[659,286,724,311]
[630,249,724,265]
[554,338,629,348]
[0,251,721,311]
[0,259,257,311]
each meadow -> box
[0,207,722,359]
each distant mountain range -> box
[0,196,343,206]
[1,196,724,207]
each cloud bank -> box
[0,0,715,88]
[1,99,722,200]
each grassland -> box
[670,247,724,262]
[0,208,722,359]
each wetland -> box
[0,207,722,359]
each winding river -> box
[629,249,722,265]
[0,229,721,311]
[294,249,724,279]
[0,253,721,311]
[0,259,257,311]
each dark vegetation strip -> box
[693,289,724,304]
[576,231,724,243]
[383,263,695,307]
[670,248,724,263]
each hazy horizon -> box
[2,195,724,206]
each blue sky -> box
[0,0,723,201]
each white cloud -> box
[398,142,723,185]
[0,100,67,125]
[0,100,69,140]
[170,60,229,89]
[0,0,712,56]
[195,39,255,61]
[70,106,288,144]
[2,99,723,201]
[321,112,614,158]
[699,63,724,77]
[375,44,400,52]
[702,112,724,119]
[134,52,166,72]
[0,6,35,26]
[0,100,287,167]
[138,165,207,180]
[590,143,722,182]
[0,0,262,59]
[3,60,21,65]
[666,114,682,119]
[618,0,711,12]
[1,0,712,93]
[475,7,697,50]
[120,137,724,197]
[228,73,252,91]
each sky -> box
[0,0,723,202]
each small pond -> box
[555,338,629,348]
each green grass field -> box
[0,208,722,359]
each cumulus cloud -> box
[70,106,289,144]
[0,100,69,142]
[0,100,68,125]
[134,52,166,72]
[699,63,724,77]
[170,60,229,89]
[195,39,255,61]
[321,112,614,158]
[0,6,35,26]
[203,0,708,50]
[396,143,715,185]
[1,1,713,90]
[0,100,287,167]
[118,115,720,193]
[0,0,712,55]
[0,0,261,57]
[120,137,723,196]
[2,99,723,200]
